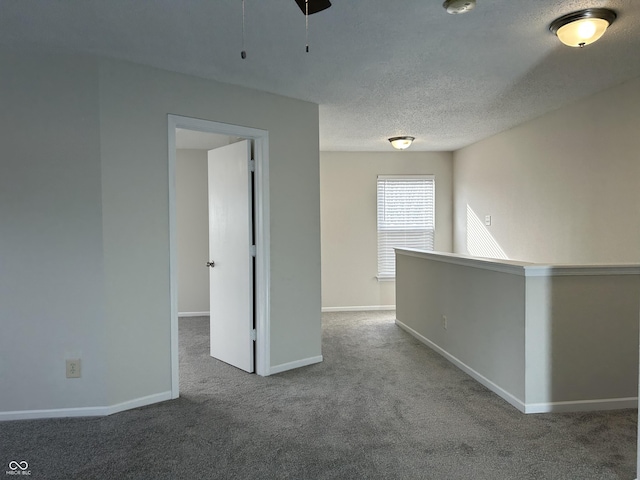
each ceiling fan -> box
[293,0,331,15]
[241,0,331,58]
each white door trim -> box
[168,114,271,399]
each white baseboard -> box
[0,405,109,421]
[105,391,172,416]
[269,355,323,375]
[322,305,395,312]
[0,391,172,422]
[395,319,638,415]
[524,397,638,414]
[395,319,527,413]
[178,311,210,317]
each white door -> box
[207,140,254,373]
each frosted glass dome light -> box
[388,136,415,150]
[550,8,616,48]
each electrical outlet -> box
[442,315,448,330]
[66,359,81,378]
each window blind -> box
[377,175,435,279]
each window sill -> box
[376,276,396,282]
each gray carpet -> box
[1,311,637,479]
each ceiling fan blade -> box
[294,0,331,15]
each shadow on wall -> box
[466,204,508,260]
[547,275,640,408]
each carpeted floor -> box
[1,311,637,479]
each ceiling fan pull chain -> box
[305,0,309,52]
[241,0,247,59]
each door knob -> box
[206,261,215,268]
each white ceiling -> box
[2,0,640,151]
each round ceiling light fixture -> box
[549,8,617,48]
[388,136,415,150]
[443,0,476,15]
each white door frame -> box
[168,114,271,398]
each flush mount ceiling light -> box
[549,8,617,48]
[388,136,415,150]
[443,0,476,15]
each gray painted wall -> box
[176,149,209,314]
[0,48,321,415]
[396,250,639,412]
[320,151,453,309]
[525,274,640,406]
[453,76,640,264]
[0,51,108,412]
[395,252,526,404]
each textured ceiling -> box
[2,0,640,151]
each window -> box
[377,175,435,279]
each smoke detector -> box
[443,0,476,14]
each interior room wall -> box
[176,149,209,315]
[100,57,321,403]
[453,76,640,264]
[320,151,453,310]
[0,51,108,414]
[0,48,321,417]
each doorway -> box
[168,115,271,399]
